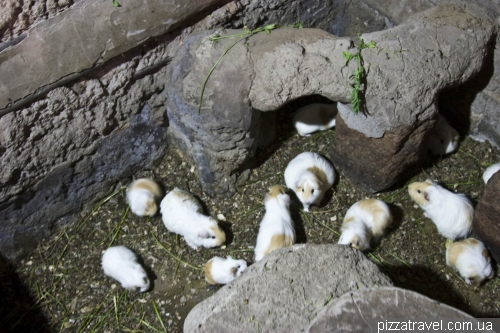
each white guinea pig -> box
[293,103,337,137]
[408,179,473,240]
[204,256,247,285]
[102,245,150,292]
[254,185,295,262]
[126,178,163,217]
[483,163,500,184]
[284,152,335,212]
[160,188,226,250]
[428,114,460,155]
[446,238,495,285]
[338,199,392,251]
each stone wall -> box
[0,0,231,260]
[1,0,499,261]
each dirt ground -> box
[2,101,500,332]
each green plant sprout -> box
[112,0,120,7]
[342,34,377,114]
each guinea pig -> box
[428,114,460,155]
[254,185,295,262]
[408,179,473,240]
[126,178,163,217]
[160,188,226,250]
[204,256,247,285]
[338,199,392,251]
[483,163,500,184]
[284,152,335,212]
[292,103,337,136]
[101,245,150,292]
[446,238,495,285]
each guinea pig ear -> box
[424,179,433,185]
[295,179,304,190]
[198,231,211,239]
[230,267,238,276]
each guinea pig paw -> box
[445,238,453,249]
[464,278,471,285]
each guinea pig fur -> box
[204,256,247,285]
[408,179,473,240]
[483,163,500,184]
[284,152,335,212]
[160,188,226,250]
[338,199,392,251]
[428,114,460,155]
[292,103,337,136]
[446,238,495,285]
[126,178,163,217]
[254,185,295,262]
[101,245,150,292]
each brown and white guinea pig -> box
[292,103,337,137]
[102,245,150,292]
[338,199,392,251]
[126,178,163,217]
[428,114,460,155]
[204,256,247,285]
[408,179,473,240]
[254,185,295,262]
[160,188,225,250]
[483,163,500,184]
[446,238,495,285]
[284,152,335,212]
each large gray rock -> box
[168,4,496,195]
[307,287,473,332]
[0,0,227,110]
[165,30,264,196]
[184,244,393,333]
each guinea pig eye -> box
[311,189,314,194]
[301,188,304,192]
[417,190,421,193]
[211,236,215,239]
[237,265,240,269]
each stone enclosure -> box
[2,0,500,330]
[1,0,500,269]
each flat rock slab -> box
[0,0,227,109]
[473,171,500,263]
[184,244,393,333]
[307,287,473,333]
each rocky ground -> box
[2,99,500,332]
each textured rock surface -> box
[165,30,262,196]
[218,0,395,37]
[0,0,76,43]
[184,244,393,333]
[307,287,473,332]
[330,111,434,192]
[473,171,500,263]
[0,0,228,109]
